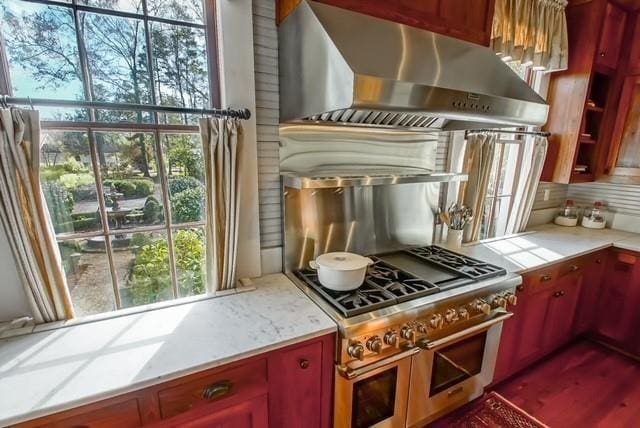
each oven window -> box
[352,367,398,428]
[430,332,487,397]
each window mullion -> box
[0,30,13,95]
[203,0,220,108]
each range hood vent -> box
[279,1,549,131]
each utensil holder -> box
[446,229,464,248]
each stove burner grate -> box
[403,245,507,280]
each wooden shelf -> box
[571,173,594,183]
[586,105,605,113]
[580,137,598,144]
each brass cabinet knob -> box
[299,359,310,369]
[202,380,232,401]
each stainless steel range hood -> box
[279,1,549,131]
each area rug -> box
[434,391,549,428]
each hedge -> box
[103,178,155,198]
[168,176,203,195]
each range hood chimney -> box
[279,1,549,131]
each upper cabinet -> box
[542,0,637,184]
[596,3,627,69]
[607,75,640,175]
[276,0,496,46]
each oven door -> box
[406,312,512,427]
[334,349,417,428]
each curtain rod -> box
[0,96,251,120]
[465,128,550,137]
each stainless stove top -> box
[293,246,507,318]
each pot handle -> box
[309,260,318,270]
[364,257,374,266]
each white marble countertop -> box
[457,224,640,274]
[0,274,336,426]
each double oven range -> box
[291,245,519,427]
[280,126,520,427]
[282,170,520,428]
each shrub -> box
[143,196,164,224]
[103,178,155,198]
[172,187,204,223]
[70,213,99,231]
[128,229,205,304]
[59,172,94,190]
[168,176,202,196]
[63,157,89,173]
[42,182,74,233]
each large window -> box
[477,61,544,240]
[0,0,215,317]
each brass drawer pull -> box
[202,380,232,401]
[299,359,310,369]
[569,265,580,272]
[540,274,552,282]
[553,290,565,298]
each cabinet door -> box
[439,0,494,45]
[543,277,582,351]
[596,251,638,343]
[596,3,626,69]
[174,394,269,428]
[574,253,606,334]
[512,285,551,368]
[610,76,640,174]
[268,340,325,428]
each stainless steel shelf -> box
[282,172,468,189]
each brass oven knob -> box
[458,307,470,320]
[416,322,428,333]
[384,331,399,347]
[504,292,517,306]
[444,309,459,324]
[366,336,383,353]
[474,299,491,315]
[429,314,444,329]
[492,296,507,309]
[347,342,365,360]
[400,326,415,341]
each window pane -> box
[173,227,205,298]
[78,0,143,14]
[81,12,152,106]
[496,144,519,196]
[147,0,204,24]
[491,197,512,238]
[1,0,85,100]
[119,231,173,307]
[486,144,503,197]
[41,131,103,235]
[151,22,209,114]
[163,134,205,224]
[96,132,164,229]
[40,107,90,122]
[59,239,116,317]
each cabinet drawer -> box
[522,266,558,292]
[23,399,142,428]
[557,256,588,278]
[158,359,268,419]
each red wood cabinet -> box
[596,2,627,69]
[574,252,607,334]
[277,0,496,46]
[596,250,640,352]
[630,13,640,73]
[18,334,335,428]
[542,272,582,350]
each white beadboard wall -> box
[532,181,568,210]
[253,0,282,249]
[568,182,640,215]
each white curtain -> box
[461,133,498,243]
[506,135,548,233]
[492,0,569,71]
[200,118,242,292]
[0,108,74,323]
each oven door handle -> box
[418,312,513,351]
[337,346,421,380]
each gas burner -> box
[404,246,506,281]
[294,258,439,317]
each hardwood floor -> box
[492,340,640,427]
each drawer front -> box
[522,265,558,292]
[29,399,142,428]
[557,255,589,278]
[158,359,268,419]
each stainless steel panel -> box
[283,182,441,272]
[279,1,549,130]
[282,172,467,189]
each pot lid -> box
[315,252,372,271]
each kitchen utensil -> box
[444,203,474,231]
[309,252,374,291]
